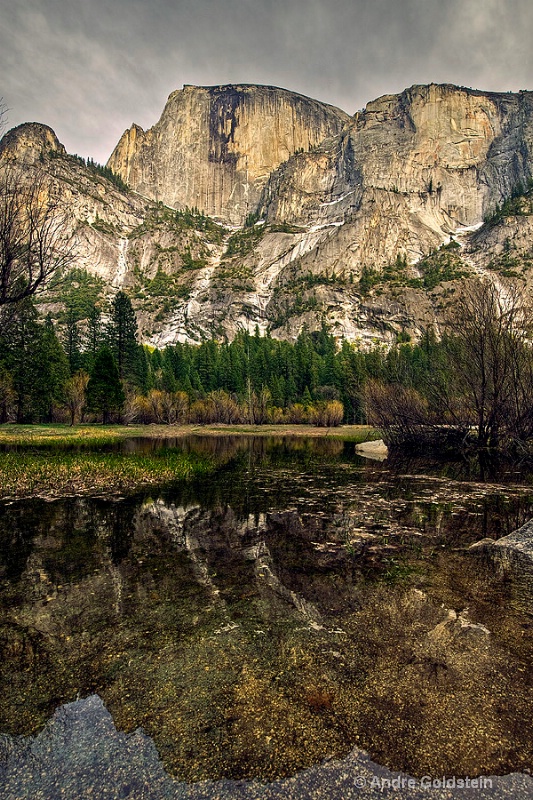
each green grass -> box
[0,424,144,448]
[0,423,381,499]
[0,448,213,500]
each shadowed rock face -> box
[469,517,533,614]
[488,520,533,611]
[107,84,350,225]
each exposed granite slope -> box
[107,84,350,226]
[3,84,533,345]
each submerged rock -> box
[428,609,491,649]
[0,695,176,799]
[470,520,533,612]
[492,519,533,563]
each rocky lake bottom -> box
[1,435,533,797]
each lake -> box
[1,435,532,785]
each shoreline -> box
[0,423,380,446]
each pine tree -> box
[85,303,102,367]
[161,364,177,393]
[302,386,313,407]
[137,345,153,393]
[64,305,83,373]
[1,298,42,422]
[86,347,125,424]
[337,340,366,423]
[0,365,15,423]
[107,291,140,386]
[35,316,70,420]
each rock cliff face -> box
[107,84,349,226]
[261,84,533,263]
[0,122,66,161]
[3,83,533,346]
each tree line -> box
[0,291,365,426]
[3,278,533,453]
[0,284,436,428]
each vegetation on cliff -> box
[483,179,533,228]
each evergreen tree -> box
[137,345,153,393]
[85,303,103,367]
[228,340,246,393]
[0,365,15,423]
[107,291,141,386]
[302,386,313,407]
[195,340,218,392]
[86,347,125,424]
[338,340,366,423]
[35,316,70,420]
[161,364,177,393]
[0,298,42,422]
[63,305,83,373]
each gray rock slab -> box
[1,696,532,800]
[354,440,388,461]
[484,519,533,610]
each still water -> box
[1,436,532,783]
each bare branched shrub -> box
[64,370,89,426]
[363,379,435,446]
[286,403,307,424]
[208,389,242,424]
[441,278,533,449]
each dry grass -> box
[0,423,380,447]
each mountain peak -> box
[0,122,65,163]
[107,83,349,225]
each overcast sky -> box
[2,0,532,164]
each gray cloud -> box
[1,0,532,163]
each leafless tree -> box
[439,278,533,449]
[363,379,442,446]
[0,99,6,137]
[0,164,76,307]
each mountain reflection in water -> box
[1,435,533,783]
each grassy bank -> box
[0,423,380,447]
[0,450,214,501]
[0,424,380,501]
